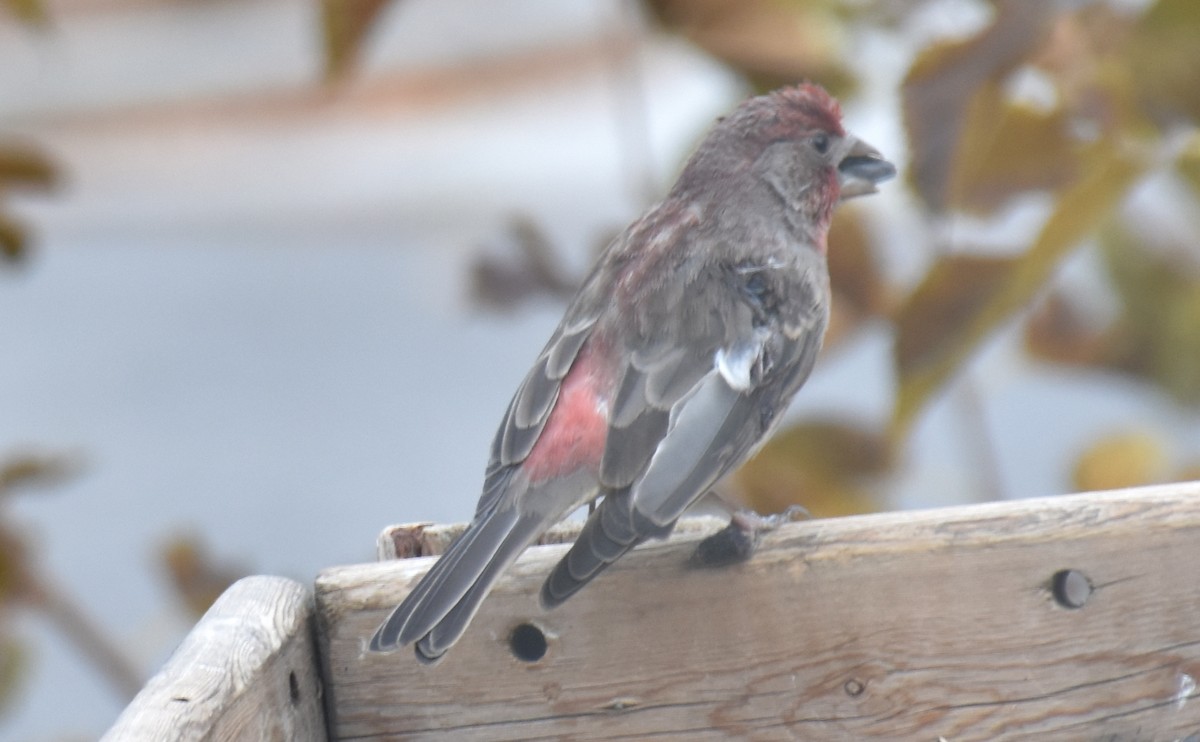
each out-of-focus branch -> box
[20,572,144,701]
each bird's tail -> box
[370,506,547,663]
[540,491,671,608]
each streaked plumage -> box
[371,83,895,663]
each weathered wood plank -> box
[374,515,728,560]
[103,575,327,742]
[317,482,1200,740]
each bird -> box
[370,83,895,663]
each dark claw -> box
[689,505,811,568]
[690,520,760,568]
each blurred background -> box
[1,0,1198,738]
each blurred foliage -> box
[1,0,46,26]
[0,452,82,717]
[734,420,891,517]
[0,452,248,718]
[160,534,246,619]
[892,149,1144,441]
[470,216,579,312]
[320,0,395,80]
[644,0,858,97]
[1025,229,1200,408]
[902,0,1059,212]
[1072,431,1166,492]
[0,637,24,719]
[1098,226,1200,404]
[0,144,58,265]
[824,207,894,344]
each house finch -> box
[371,83,895,663]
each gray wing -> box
[370,283,605,659]
[541,255,830,607]
[477,309,598,515]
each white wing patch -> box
[714,329,770,392]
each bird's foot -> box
[690,505,810,568]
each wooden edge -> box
[375,515,729,560]
[319,481,1200,739]
[366,480,1200,574]
[101,575,327,742]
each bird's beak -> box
[837,136,896,200]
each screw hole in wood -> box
[1051,569,1092,609]
[509,622,548,663]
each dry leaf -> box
[1023,292,1113,368]
[0,634,26,717]
[0,452,81,495]
[1099,226,1200,405]
[1177,134,1200,196]
[890,145,1144,442]
[160,535,246,618]
[947,82,1079,214]
[1072,431,1166,492]
[1128,0,1200,124]
[892,253,1015,441]
[0,145,57,190]
[645,0,857,95]
[1032,5,1135,129]
[902,0,1058,212]
[734,419,891,518]
[1177,462,1200,482]
[320,0,396,80]
[828,206,891,320]
[0,215,27,264]
[2,0,46,26]
[0,523,29,605]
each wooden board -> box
[316,482,1200,740]
[102,575,327,742]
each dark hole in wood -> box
[1052,569,1092,609]
[510,622,548,663]
[289,671,300,704]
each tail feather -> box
[370,506,520,653]
[415,513,546,662]
[541,492,669,609]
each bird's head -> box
[676,84,895,239]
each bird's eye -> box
[811,133,831,154]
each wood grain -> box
[317,482,1200,740]
[102,575,327,742]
